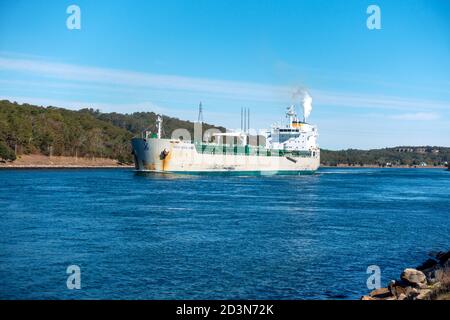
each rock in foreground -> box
[401,268,427,287]
[361,249,450,300]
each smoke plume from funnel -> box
[302,91,312,121]
[292,88,313,121]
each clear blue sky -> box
[1,0,449,149]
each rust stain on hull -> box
[162,147,172,171]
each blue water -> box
[0,168,449,300]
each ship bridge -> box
[266,105,318,152]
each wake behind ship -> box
[131,104,320,174]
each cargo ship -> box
[131,103,320,174]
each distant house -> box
[419,162,427,167]
[395,147,439,154]
[415,148,427,154]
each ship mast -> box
[247,108,250,134]
[156,115,162,139]
[286,105,297,128]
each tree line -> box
[0,100,222,163]
[321,148,449,167]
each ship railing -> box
[193,142,312,157]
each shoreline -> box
[321,165,447,169]
[0,166,134,170]
[0,154,133,169]
[1,165,446,171]
[1,155,447,170]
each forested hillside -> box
[321,147,450,167]
[80,108,225,138]
[0,100,223,163]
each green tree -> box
[0,140,16,161]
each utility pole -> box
[197,101,204,123]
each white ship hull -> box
[131,138,320,174]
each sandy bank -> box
[0,154,133,169]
